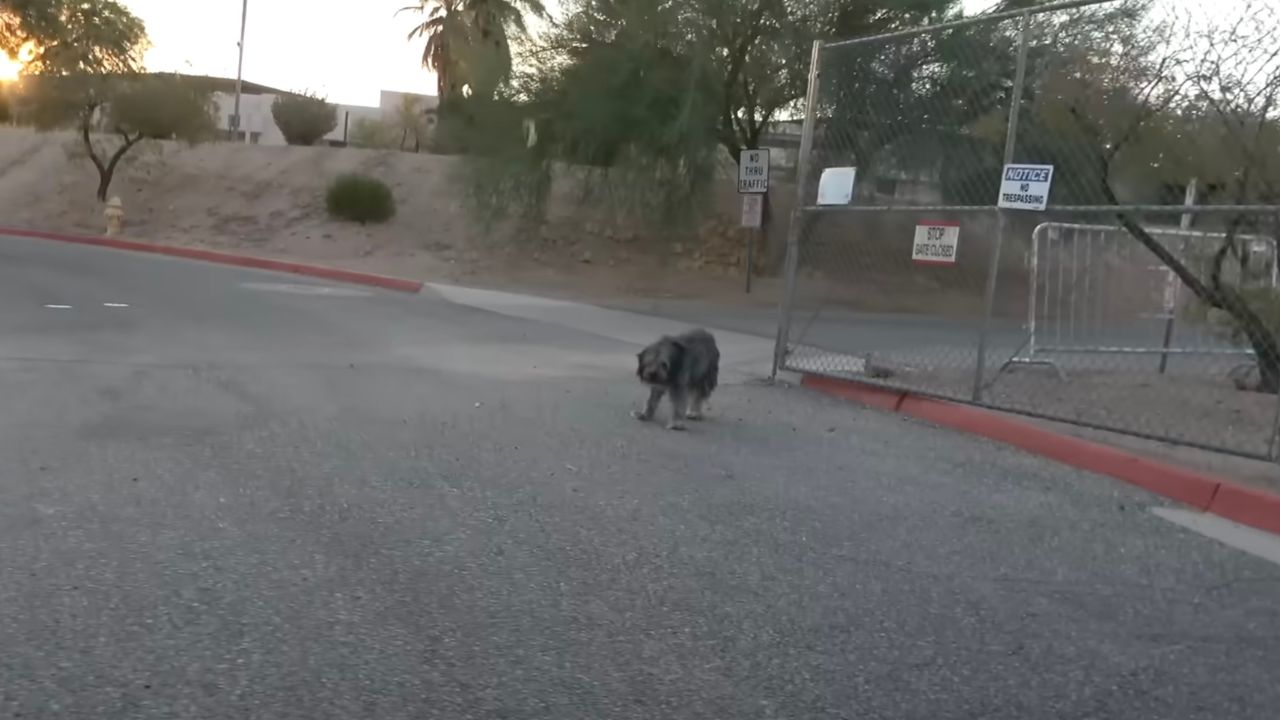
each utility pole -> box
[231,0,248,140]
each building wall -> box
[210,89,437,146]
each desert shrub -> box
[271,91,337,146]
[349,117,398,149]
[325,174,396,224]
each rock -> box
[866,359,896,379]
[1228,363,1262,391]
[580,251,592,264]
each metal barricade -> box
[1007,222,1278,376]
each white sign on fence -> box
[912,221,961,264]
[816,167,857,206]
[741,194,763,228]
[738,149,770,193]
[997,164,1055,211]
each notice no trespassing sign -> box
[997,164,1054,211]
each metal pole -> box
[772,40,824,378]
[973,11,1031,402]
[231,0,248,140]
[745,226,755,294]
[1159,178,1198,373]
[1268,387,1280,461]
[1026,223,1047,359]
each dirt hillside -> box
[0,127,798,305]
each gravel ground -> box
[786,344,1280,463]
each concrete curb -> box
[1,227,424,294]
[801,373,1280,537]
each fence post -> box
[973,11,1032,402]
[772,40,824,379]
[1158,178,1199,374]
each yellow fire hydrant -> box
[103,196,124,236]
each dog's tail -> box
[700,362,718,396]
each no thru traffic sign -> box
[738,149,770,194]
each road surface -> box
[1,234,1278,719]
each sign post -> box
[738,149,770,294]
[740,194,763,293]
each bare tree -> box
[1055,2,1280,391]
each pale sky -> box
[121,0,1251,109]
[127,0,444,106]
[128,0,992,107]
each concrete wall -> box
[210,90,438,146]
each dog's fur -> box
[631,328,720,430]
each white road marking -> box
[43,304,72,309]
[103,303,130,308]
[1152,507,1280,567]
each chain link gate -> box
[772,0,1280,460]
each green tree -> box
[8,0,215,202]
[2,0,144,72]
[27,73,217,200]
[271,91,338,146]
[460,0,722,227]
[700,0,952,160]
[349,117,399,149]
[457,0,961,229]
[393,94,430,151]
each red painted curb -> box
[1,227,424,294]
[803,372,1280,536]
[802,373,906,412]
[1208,484,1280,536]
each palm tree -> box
[398,0,468,98]
[461,0,546,99]
[399,0,546,101]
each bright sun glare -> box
[0,41,37,82]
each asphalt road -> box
[2,234,1279,720]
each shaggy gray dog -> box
[631,328,720,430]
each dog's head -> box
[637,337,680,386]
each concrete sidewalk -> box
[423,283,781,383]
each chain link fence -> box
[773,0,1280,459]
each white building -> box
[210,85,439,146]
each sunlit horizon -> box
[0,40,36,82]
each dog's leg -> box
[666,391,689,431]
[686,394,705,421]
[632,387,665,421]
